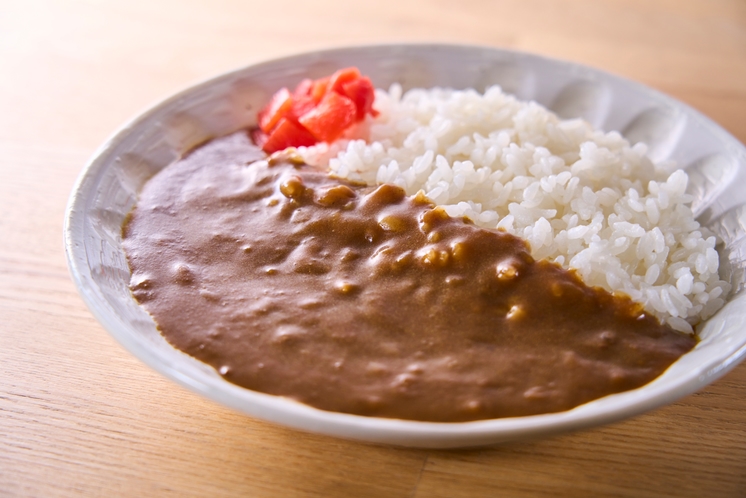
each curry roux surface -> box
[122,132,696,422]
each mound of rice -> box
[299,84,731,332]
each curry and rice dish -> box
[122,69,730,422]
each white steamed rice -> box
[299,84,731,333]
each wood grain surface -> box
[2,0,745,496]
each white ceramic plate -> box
[64,44,746,448]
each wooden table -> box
[2,0,745,495]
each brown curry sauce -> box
[122,132,695,422]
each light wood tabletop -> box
[2,0,746,496]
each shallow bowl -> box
[64,44,746,448]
